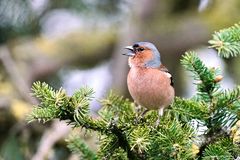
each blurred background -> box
[0,0,240,159]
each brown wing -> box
[159,65,174,86]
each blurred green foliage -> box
[0,0,123,44]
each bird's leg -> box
[135,104,142,116]
[155,107,164,126]
[159,107,164,116]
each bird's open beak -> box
[123,46,135,56]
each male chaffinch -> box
[123,42,175,122]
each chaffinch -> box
[123,42,175,123]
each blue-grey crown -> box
[134,42,161,68]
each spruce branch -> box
[109,122,140,160]
[98,135,120,159]
[181,52,220,102]
[209,23,240,58]
[28,81,107,132]
[202,138,240,160]
[66,135,97,160]
[199,87,240,157]
[106,148,128,160]
[74,108,139,159]
[211,109,238,131]
[100,92,135,124]
[208,86,240,130]
[98,134,128,160]
[27,106,58,123]
[31,81,58,107]
[148,119,195,159]
[27,22,240,160]
[168,97,209,123]
[129,126,151,155]
[29,82,139,159]
[216,86,240,113]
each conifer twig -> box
[209,23,240,58]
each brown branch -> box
[31,120,71,160]
[0,45,37,104]
[0,97,10,109]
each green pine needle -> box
[27,106,57,123]
[209,23,240,58]
[98,135,119,159]
[181,52,220,102]
[149,119,194,159]
[210,86,240,128]
[211,108,238,130]
[129,126,151,154]
[216,86,240,111]
[66,135,97,160]
[31,81,57,107]
[168,97,209,123]
[99,91,135,127]
[202,138,240,160]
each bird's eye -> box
[138,47,144,52]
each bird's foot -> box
[135,104,144,115]
[135,108,149,124]
[140,108,150,117]
[135,105,141,115]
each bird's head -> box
[123,42,161,68]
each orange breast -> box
[127,67,174,110]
